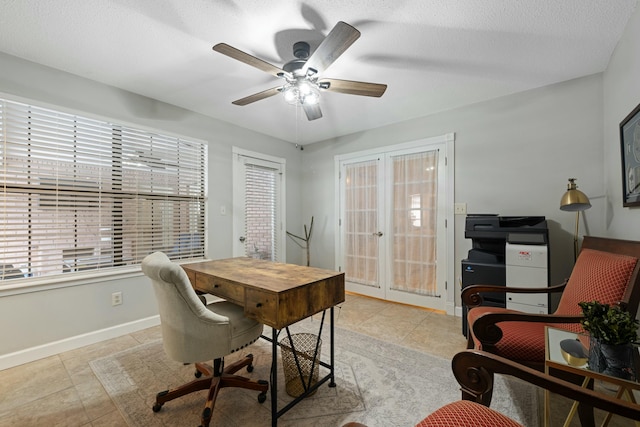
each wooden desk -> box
[182,257,345,426]
[182,257,345,329]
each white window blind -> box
[0,98,207,284]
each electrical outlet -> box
[454,203,467,215]
[112,291,123,306]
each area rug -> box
[90,321,539,426]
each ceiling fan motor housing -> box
[293,41,310,59]
[282,59,307,76]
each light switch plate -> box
[454,203,467,215]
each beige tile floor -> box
[0,294,466,426]
[0,293,634,426]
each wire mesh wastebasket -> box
[280,332,322,397]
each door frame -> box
[334,133,455,315]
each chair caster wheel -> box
[194,370,203,378]
[247,364,254,373]
[258,392,267,403]
[152,403,163,412]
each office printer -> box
[461,214,549,336]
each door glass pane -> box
[244,164,277,260]
[344,160,379,287]
[391,150,438,296]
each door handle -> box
[239,236,246,242]
[373,231,383,237]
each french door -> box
[336,137,451,311]
[232,147,286,261]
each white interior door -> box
[232,147,286,261]
[336,137,451,311]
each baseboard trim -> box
[0,315,160,370]
[446,301,457,316]
[454,305,463,318]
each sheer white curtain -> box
[344,159,380,287]
[390,150,438,295]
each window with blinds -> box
[0,98,207,284]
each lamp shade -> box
[560,178,591,212]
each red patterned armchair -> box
[343,350,640,427]
[463,236,640,372]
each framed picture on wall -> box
[620,102,640,207]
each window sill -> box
[0,266,143,297]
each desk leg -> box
[271,328,278,427]
[330,306,336,387]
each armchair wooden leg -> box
[466,332,474,349]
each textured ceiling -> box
[0,0,637,144]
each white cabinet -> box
[506,243,548,314]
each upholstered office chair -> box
[141,252,269,427]
[464,236,640,371]
[342,350,640,427]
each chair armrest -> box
[471,311,584,348]
[462,280,567,308]
[453,350,640,421]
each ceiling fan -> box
[212,21,387,121]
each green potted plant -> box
[579,301,639,379]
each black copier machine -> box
[461,214,549,336]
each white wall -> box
[603,4,640,239]
[302,74,606,311]
[0,52,305,368]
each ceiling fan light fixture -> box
[282,81,321,105]
[283,85,299,104]
[301,88,320,105]
[298,80,314,95]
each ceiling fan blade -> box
[302,103,323,121]
[213,43,287,78]
[303,21,360,74]
[232,87,282,106]
[320,78,387,97]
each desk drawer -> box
[245,288,278,327]
[195,275,244,305]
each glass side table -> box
[544,326,640,427]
